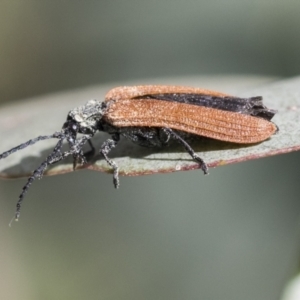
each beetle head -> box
[64,99,107,135]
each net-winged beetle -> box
[0,85,278,221]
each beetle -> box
[0,85,278,221]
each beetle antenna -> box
[13,135,66,222]
[12,132,92,222]
[0,132,65,160]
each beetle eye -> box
[72,124,78,131]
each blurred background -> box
[1,1,300,103]
[1,1,300,300]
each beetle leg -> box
[162,128,209,174]
[67,135,93,170]
[99,133,120,188]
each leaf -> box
[0,76,298,179]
